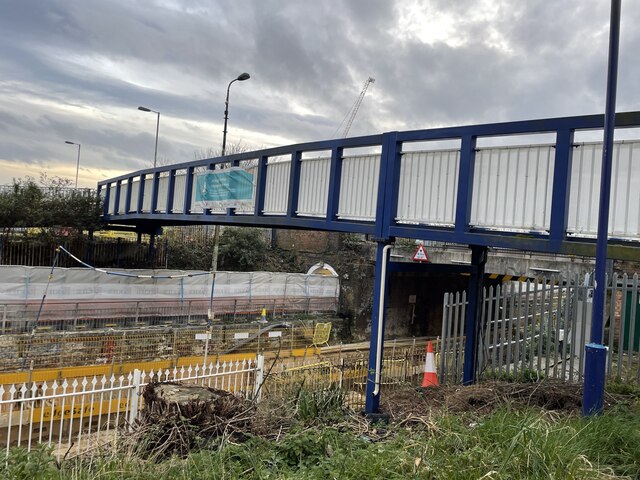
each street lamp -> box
[207,72,251,329]
[64,141,81,188]
[222,72,250,156]
[138,106,160,168]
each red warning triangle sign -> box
[412,244,429,263]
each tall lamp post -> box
[222,72,250,156]
[207,72,250,335]
[138,106,160,168]
[64,141,81,188]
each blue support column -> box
[286,150,302,218]
[584,0,621,416]
[454,135,477,236]
[325,145,344,225]
[463,246,487,385]
[166,169,176,214]
[548,129,575,246]
[124,177,133,214]
[364,242,392,414]
[583,344,607,415]
[183,167,194,214]
[137,174,145,214]
[254,155,268,218]
[151,172,160,214]
[102,183,111,217]
[113,180,122,216]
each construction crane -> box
[334,76,375,138]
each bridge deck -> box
[99,111,640,259]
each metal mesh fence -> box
[261,339,431,410]
[0,319,338,373]
[0,297,338,335]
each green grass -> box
[3,401,639,479]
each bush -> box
[219,227,269,271]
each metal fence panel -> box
[441,273,640,385]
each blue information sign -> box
[194,168,255,209]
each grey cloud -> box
[0,0,639,186]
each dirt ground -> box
[381,381,627,420]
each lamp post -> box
[207,72,251,330]
[138,106,160,168]
[221,72,250,156]
[64,141,81,188]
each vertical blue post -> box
[102,183,111,217]
[125,176,133,215]
[254,154,268,219]
[583,344,607,415]
[584,0,621,416]
[183,167,194,215]
[463,246,487,385]
[548,129,575,247]
[166,169,176,214]
[454,135,477,237]
[151,172,160,214]
[365,242,391,414]
[113,180,121,216]
[286,150,302,218]
[325,144,344,226]
[137,174,145,214]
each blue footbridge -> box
[99,111,640,413]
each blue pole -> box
[463,246,487,385]
[365,242,391,414]
[583,0,621,416]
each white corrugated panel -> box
[129,179,140,212]
[142,177,154,212]
[396,150,459,225]
[568,141,640,238]
[297,157,330,217]
[107,183,116,215]
[118,182,128,214]
[172,173,186,213]
[338,155,380,221]
[264,159,291,215]
[156,175,169,213]
[471,146,554,231]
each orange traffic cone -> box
[421,341,439,388]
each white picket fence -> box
[0,357,263,457]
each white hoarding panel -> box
[396,150,459,226]
[568,141,640,238]
[471,145,554,232]
[338,155,380,221]
[264,159,291,215]
[172,173,186,213]
[156,175,169,213]
[297,157,330,217]
[107,183,116,214]
[0,266,340,304]
[117,182,128,214]
[142,176,154,213]
[129,179,140,212]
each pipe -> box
[373,244,393,396]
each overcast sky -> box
[0,0,638,187]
